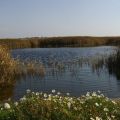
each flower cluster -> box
[0,90,120,120]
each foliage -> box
[0,91,120,120]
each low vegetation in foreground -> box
[0,90,120,120]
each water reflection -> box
[93,49,120,80]
[1,46,120,101]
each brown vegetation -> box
[0,45,45,87]
[0,45,17,86]
[0,36,120,49]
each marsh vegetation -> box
[1,41,120,119]
[0,36,120,49]
[0,45,45,88]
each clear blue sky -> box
[0,0,120,38]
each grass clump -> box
[0,91,120,120]
[0,45,45,87]
[0,45,17,86]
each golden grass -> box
[0,45,45,87]
[0,45,17,86]
[0,36,120,49]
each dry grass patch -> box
[0,45,17,86]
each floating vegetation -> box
[0,90,120,120]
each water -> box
[1,46,120,100]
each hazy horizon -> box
[0,0,120,38]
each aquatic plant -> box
[0,45,45,87]
[91,49,120,80]
[105,50,120,80]
[0,45,17,86]
[0,90,120,120]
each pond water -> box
[1,46,120,100]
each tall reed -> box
[0,36,120,49]
[0,45,45,87]
[0,45,17,86]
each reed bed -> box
[17,60,46,77]
[0,45,45,87]
[90,49,120,80]
[0,36,120,49]
[0,45,17,86]
[105,50,120,80]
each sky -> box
[0,0,120,38]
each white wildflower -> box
[86,96,92,100]
[74,107,77,111]
[55,95,58,97]
[100,103,102,106]
[48,95,52,101]
[98,90,101,93]
[96,116,102,120]
[92,92,97,97]
[95,103,99,107]
[40,92,43,95]
[20,97,26,101]
[14,102,18,106]
[44,93,47,98]
[57,92,61,95]
[105,97,109,101]
[26,89,31,94]
[67,102,71,109]
[32,92,35,94]
[111,115,115,119]
[86,92,90,97]
[90,118,95,120]
[52,89,56,93]
[97,95,101,98]
[66,93,70,96]
[36,92,39,96]
[4,103,10,109]
[104,108,109,112]
[101,94,104,97]
[107,116,112,120]
[48,94,52,97]
[112,101,116,105]
[80,101,84,104]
